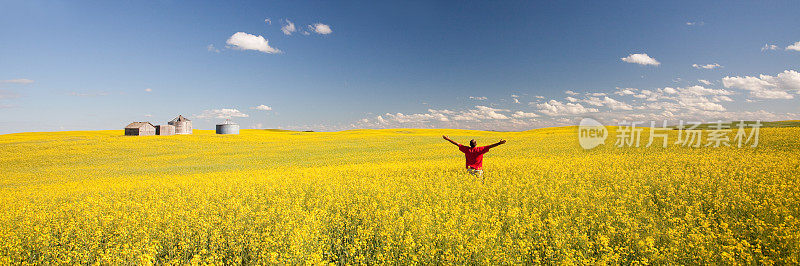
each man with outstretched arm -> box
[442,135,506,177]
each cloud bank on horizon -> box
[347,68,800,131]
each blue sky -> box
[1,0,799,134]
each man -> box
[442,135,506,177]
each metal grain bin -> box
[216,120,239,135]
[169,115,193,135]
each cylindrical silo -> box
[216,120,239,134]
[169,115,193,135]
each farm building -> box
[216,120,239,135]
[125,122,156,136]
[168,115,192,134]
[155,125,176,135]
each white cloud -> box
[196,108,249,119]
[511,111,540,118]
[535,95,545,99]
[309,23,332,34]
[692,63,721,69]
[582,96,603,106]
[603,97,633,110]
[633,89,652,99]
[614,88,669,102]
[762,44,779,51]
[723,76,782,98]
[264,18,271,25]
[511,94,519,98]
[676,96,725,111]
[0,89,19,99]
[382,112,435,123]
[144,114,153,117]
[207,44,220,53]
[610,85,733,112]
[711,96,733,102]
[682,85,732,96]
[698,79,713,85]
[226,32,281,54]
[281,19,296,35]
[614,87,637,96]
[1,79,34,84]
[671,85,732,111]
[565,96,578,102]
[375,116,387,124]
[251,104,272,111]
[723,70,800,99]
[452,106,509,121]
[376,109,453,124]
[588,92,606,96]
[686,22,695,26]
[427,109,453,122]
[787,41,800,52]
[513,98,520,104]
[468,96,487,100]
[581,96,633,110]
[536,100,598,116]
[764,70,800,93]
[144,88,152,92]
[621,53,660,66]
[565,90,578,95]
[640,101,681,112]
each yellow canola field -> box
[0,127,798,264]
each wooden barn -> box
[125,122,156,136]
[155,124,176,135]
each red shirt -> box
[458,145,491,169]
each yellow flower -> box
[0,127,797,264]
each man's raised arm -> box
[442,135,460,146]
[486,139,507,149]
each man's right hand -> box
[443,135,459,146]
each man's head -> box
[469,139,477,148]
